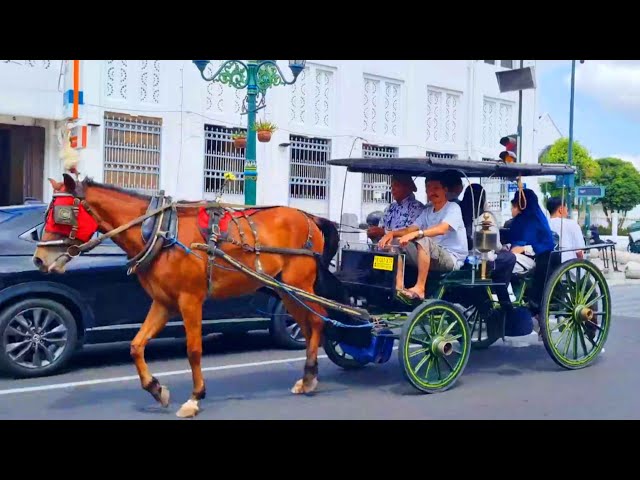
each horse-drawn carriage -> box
[32,154,612,416]
[319,155,611,393]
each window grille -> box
[362,144,398,204]
[103,112,162,194]
[204,124,246,196]
[289,135,330,200]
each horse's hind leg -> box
[175,293,206,418]
[280,295,324,395]
[131,300,171,407]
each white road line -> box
[0,354,326,397]
[0,345,410,397]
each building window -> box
[363,76,401,137]
[203,124,246,196]
[289,134,330,200]
[361,144,398,204]
[425,150,458,159]
[500,60,513,69]
[103,112,162,194]
[426,86,461,145]
[482,97,515,148]
[484,60,496,65]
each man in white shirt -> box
[378,174,468,300]
[546,197,586,263]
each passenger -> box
[377,174,468,301]
[546,196,585,263]
[505,188,557,315]
[440,169,464,203]
[459,183,487,249]
[366,174,424,243]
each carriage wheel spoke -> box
[413,354,431,377]
[572,324,579,360]
[563,324,574,357]
[553,321,571,349]
[409,335,429,347]
[585,295,605,309]
[577,323,590,357]
[434,356,442,380]
[409,347,429,358]
[441,354,454,372]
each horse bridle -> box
[37,191,174,266]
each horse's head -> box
[32,173,99,274]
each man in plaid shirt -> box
[367,174,424,242]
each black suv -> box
[0,203,304,378]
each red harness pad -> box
[197,208,259,238]
[45,195,98,243]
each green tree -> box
[594,157,640,227]
[539,137,601,198]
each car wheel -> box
[269,301,306,350]
[0,298,79,378]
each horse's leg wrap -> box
[304,361,318,378]
[144,376,164,402]
[191,387,206,401]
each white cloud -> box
[571,61,640,119]
[608,153,640,171]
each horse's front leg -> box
[176,293,206,418]
[131,300,171,407]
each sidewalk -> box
[603,269,640,287]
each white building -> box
[0,59,540,227]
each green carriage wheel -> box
[538,259,611,370]
[465,305,502,350]
[399,300,471,393]
[322,337,369,370]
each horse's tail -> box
[308,214,340,268]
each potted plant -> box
[253,120,277,143]
[231,132,246,149]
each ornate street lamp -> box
[193,60,306,205]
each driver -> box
[378,173,468,301]
[366,174,424,243]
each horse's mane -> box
[81,176,153,201]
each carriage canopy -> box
[327,155,576,180]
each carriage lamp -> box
[192,59,307,206]
[473,212,499,280]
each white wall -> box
[1,60,538,221]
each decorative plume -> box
[59,128,80,175]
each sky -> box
[536,60,640,169]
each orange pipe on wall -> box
[73,60,80,120]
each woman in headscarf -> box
[506,188,558,315]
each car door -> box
[28,223,152,328]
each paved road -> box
[0,285,638,420]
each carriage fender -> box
[0,281,94,342]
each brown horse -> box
[32,173,351,418]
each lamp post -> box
[567,60,585,220]
[192,60,306,206]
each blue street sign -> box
[575,185,605,199]
[508,182,526,193]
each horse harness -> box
[38,189,320,297]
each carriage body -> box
[321,155,612,393]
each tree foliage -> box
[539,138,601,198]
[594,157,640,223]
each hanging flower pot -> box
[232,133,246,149]
[253,120,277,143]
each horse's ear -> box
[48,178,64,191]
[62,173,76,193]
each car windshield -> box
[0,210,18,224]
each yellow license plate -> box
[373,255,394,271]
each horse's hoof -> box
[176,399,200,418]
[159,386,170,408]
[290,378,318,394]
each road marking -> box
[0,354,327,396]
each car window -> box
[19,223,116,247]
